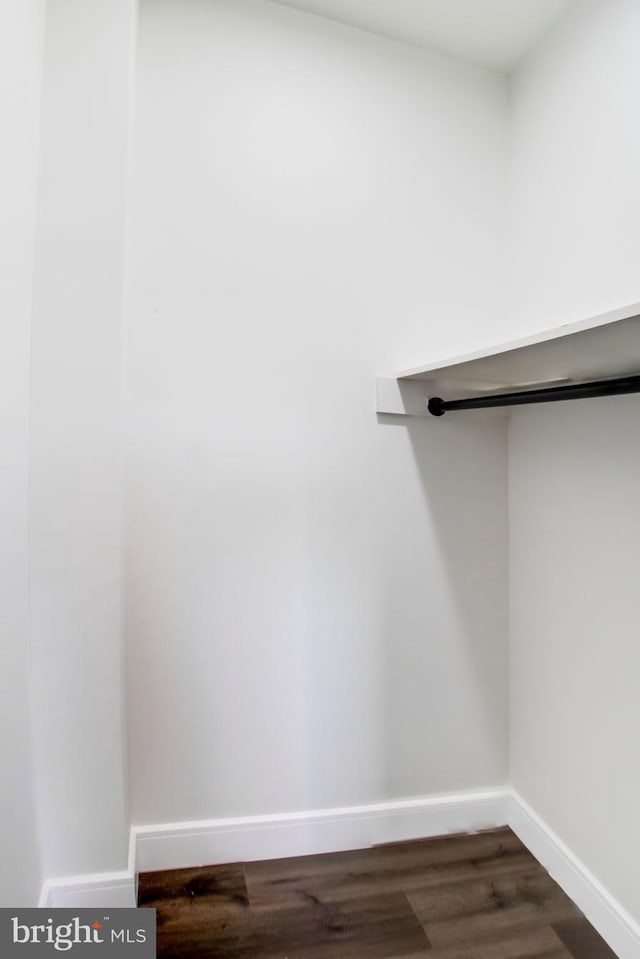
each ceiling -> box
[267,0,579,72]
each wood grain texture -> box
[407,867,580,946]
[138,827,619,959]
[552,917,619,959]
[244,829,534,910]
[426,925,572,959]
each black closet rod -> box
[427,372,640,416]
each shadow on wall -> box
[374,412,509,798]
[125,402,509,824]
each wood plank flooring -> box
[138,827,618,959]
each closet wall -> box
[0,0,46,907]
[27,0,137,880]
[509,0,640,335]
[124,0,510,827]
[5,0,638,924]
[508,0,640,922]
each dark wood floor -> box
[138,827,618,958]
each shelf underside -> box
[397,305,640,401]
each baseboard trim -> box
[38,871,136,908]
[133,788,510,873]
[36,824,140,909]
[36,786,640,952]
[508,791,640,959]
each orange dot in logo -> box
[92,922,103,930]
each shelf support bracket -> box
[376,377,430,416]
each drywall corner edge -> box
[37,882,50,909]
[508,791,640,959]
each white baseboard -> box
[38,872,136,908]
[38,830,138,909]
[508,791,640,959]
[133,788,510,873]
[36,785,640,959]
[34,789,506,909]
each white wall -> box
[3,0,636,910]
[0,0,46,907]
[28,0,137,880]
[125,0,509,827]
[508,0,640,924]
[509,0,640,334]
[509,399,640,921]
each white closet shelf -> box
[376,302,640,417]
